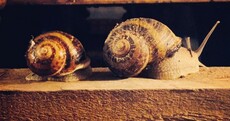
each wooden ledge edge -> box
[0,67,230,91]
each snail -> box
[103,18,220,79]
[25,31,92,81]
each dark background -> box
[0,2,229,68]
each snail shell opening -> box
[103,18,182,78]
[26,31,90,77]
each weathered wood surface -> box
[6,0,230,5]
[0,67,230,120]
[0,67,230,90]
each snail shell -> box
[26,31,90,77]
[103,18,181,77]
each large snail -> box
[25,31,92,81]
[103,18,220,79]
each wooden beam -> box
[6,0,230,5]
[0,67,230,120]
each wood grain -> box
[1,90,230,120]
[6,0,230,5]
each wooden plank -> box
[0,67,230,120]
[6,0,230,5]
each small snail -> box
[25,31,92,81]
[103,18,219,79]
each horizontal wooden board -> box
[7,0,230,5]
[0,67,230,120]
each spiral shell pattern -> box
[26,31,89,77]
[103,18,182,77]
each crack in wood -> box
[0,70,7,79]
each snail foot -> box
[25,66,92,82]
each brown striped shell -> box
[103,18,182,78]
[26,31,90,77]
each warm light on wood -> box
[6,0,230,5]
[0,67,230,90]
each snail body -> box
[145,21,220,79]
[26,31,91,81]
[103,18,220,79]
[144,46,200,79]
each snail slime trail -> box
[103,18,220,79]
[25,31,92,82]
